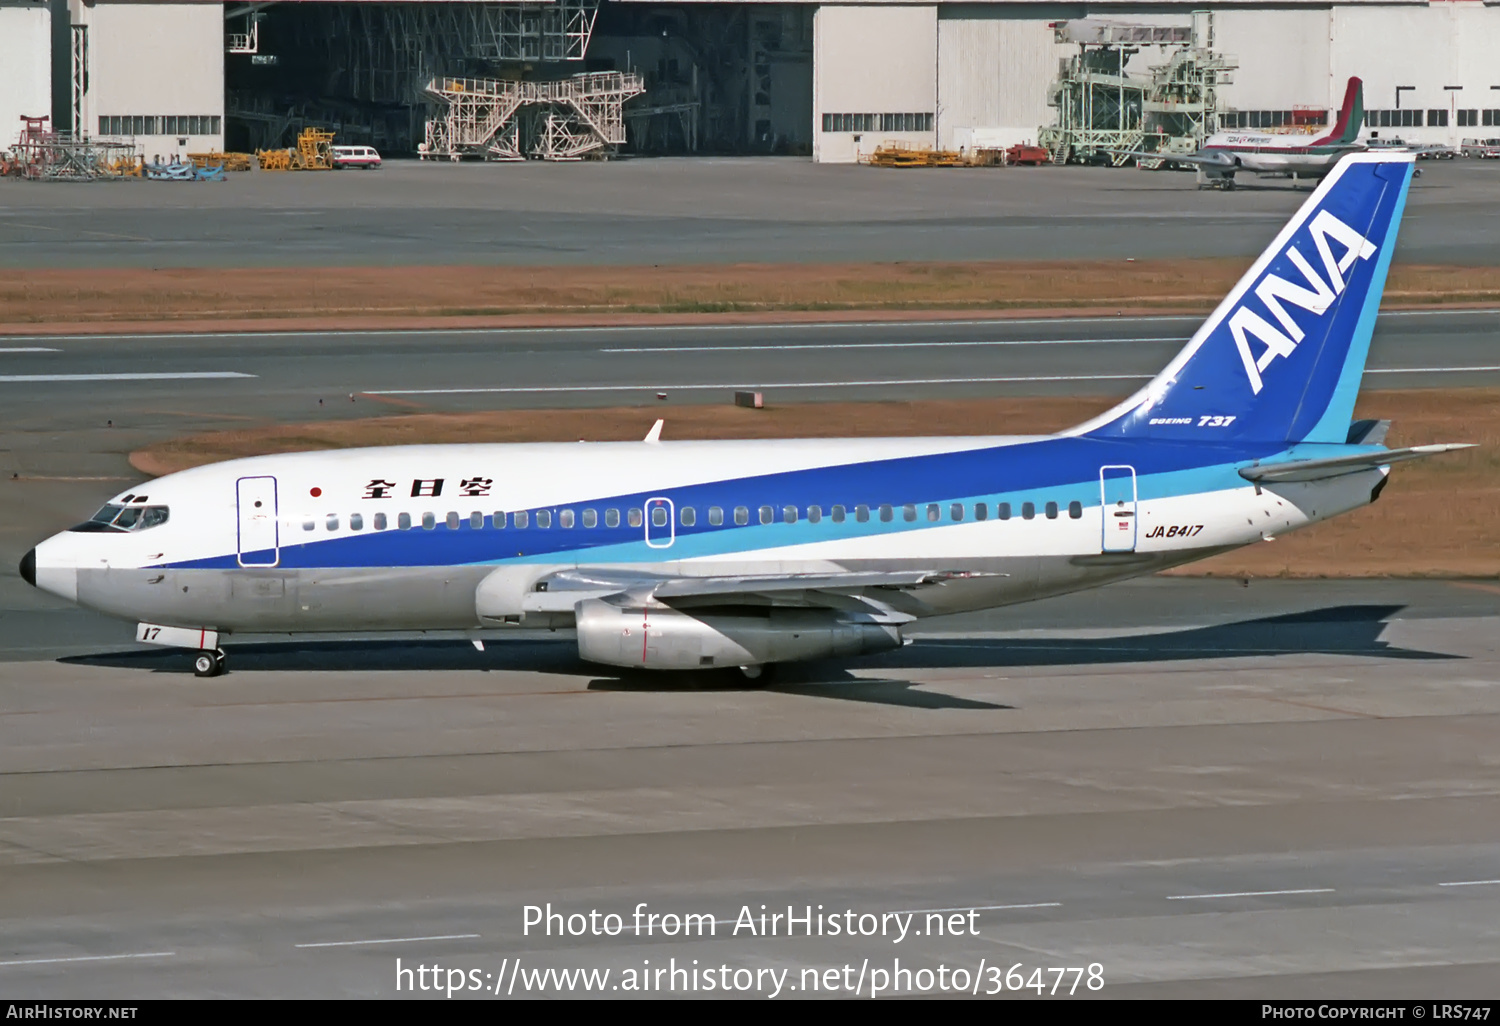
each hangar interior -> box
[3,0,1500,161]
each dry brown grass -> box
[4,261,1500,330]
[131,389,1500,578]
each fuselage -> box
[28,433,1386,636]
[1200,133,1359,174]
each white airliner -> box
[1130,77,1367,188]
[21,152,1469,678]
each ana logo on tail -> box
[1229,210,1378,394]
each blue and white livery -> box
[20,153,1469,678]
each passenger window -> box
[470,511,484,530]
[651,506,668,528]
[628,508,642,528]
[680,506,696,527]
[926,504,940,522]
[808,505,821,523]
[327,514,340,531]
[446,512,460,530]
[1022,502,1035,520]
[975,503,989,521]
[734,506,749,525]
[582,508,597,528]
[879,505,893,523]
[759,506,773,525]
[560,509,575,529]
[514,511,529,528]
[303,518,316,532]
[783,505,797,524]
[350,513,363,531]
[832,505,846,523]
[902,504,916,522]
[398,512,412,530]
[709,506,723,526]
[950,503,964,522]
[997,502,1010,521]
[492,512,506,529]
[537,510,552,529]
[373,512,387,530]
[1069,500,1083,519]
[422,512,436,530]
[1045,501,1059,520]
[855,505,869,523]
[605,508,619,528]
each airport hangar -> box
[2,0,1498,164]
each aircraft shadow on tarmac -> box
[58,604,1453,710]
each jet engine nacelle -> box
[575,599,903,670]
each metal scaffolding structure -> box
[4,117,141,181]
[423,72,645,161]
[1038,14,1235,166]
[318,2,600,107]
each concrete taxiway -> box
[1,578,1498,997]
[3,157,1499,268]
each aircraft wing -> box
[1110,149,1236,168]
[521,567,1001,614]
[1238,444,1473,483]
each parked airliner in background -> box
[1128,77,1368,188]
[21,152,1469,678]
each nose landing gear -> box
[193,649,226,677]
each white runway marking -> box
[0,951,175,967]
[602,337,1190,353]
[0,347,60,353]
[1437,879,1500,888]
[4,306,1489,343]
[1166,888,1334,900]
[294,933,482,949]
[1367,365,1500,374]
[0,372,255,383]
[366,373,1153,396]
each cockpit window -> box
[69,503,170,533]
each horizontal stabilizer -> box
[1239,444,1473,483]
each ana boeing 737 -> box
[21,152,1470,678]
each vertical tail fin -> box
[1070,152,1414,444]
[1314,77,1364,147]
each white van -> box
[332,145,382,169]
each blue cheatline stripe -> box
[163,434,1279,571]
[1304,161,1413,443]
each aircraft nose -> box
[19,547,35,587]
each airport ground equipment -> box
[423,72,645,161]
[187,152,252,172]
[1039,14,1236,166]
[291,128,336,170]
[255,148,291,171]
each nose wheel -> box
[193,649,226,677]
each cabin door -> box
[1099,465,1138,552]
[236,476,280,567]
[644,497,675,549]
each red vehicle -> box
[1006,144,1050,166]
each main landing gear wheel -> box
[193,649,226,678]
[737,664,776,685]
